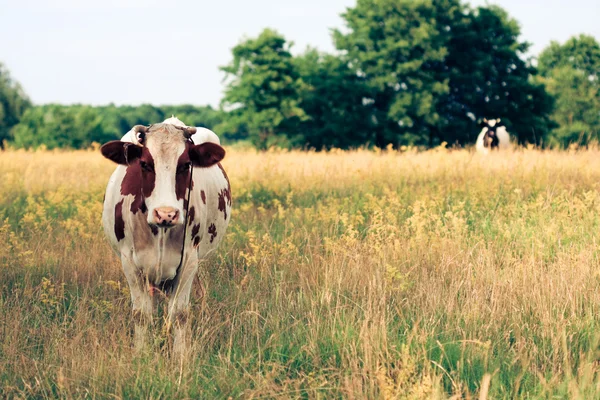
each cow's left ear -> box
[189,142,225,167]
[101,141,143,165]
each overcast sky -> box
[1,0,598,107]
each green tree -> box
[9,104,226,149]
[11,105,110,149]
[220,29,307,149]
[334,0,451,147]
[537,35,600,147]
[294,49,374,149]
[118,104,165,133]
[437,5,554,145]
[538,34,600,80]
[0,63,31,148]
[333,0,554,147]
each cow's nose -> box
[153,207,179,226]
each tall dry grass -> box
[2,146,600,398]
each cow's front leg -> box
[121,255,153,351]
[167,258,199,357]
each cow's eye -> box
[140,161,154,172]
[177,162,191,174]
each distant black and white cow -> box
[100,117,231,354]
[476,118,511,154]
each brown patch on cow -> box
[175,144,193,201]
[191,223,200,239]
[217,162,230,188]
[188,206,195,226]
[193,236,200,248]
[150,224,159,236]
[114,199,125,242]
[217,163,232,206]
[121,148,155,214]
[200,190,206,204]
[217,189,230,220]
[208,223,217,243]
[140,151,156,199]
[131,200,148,215]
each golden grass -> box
[2,147,600,398]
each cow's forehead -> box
[144,124,187,162]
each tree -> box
[220,29,307,149]
[0,63,31,148]
[437,5,554,145]
[537,35,600,147]
[11,105,110,149]
[333,0,554,147]
[334,0,451,147]
[117,104,165,133]
[294,49,374,149]
[8,103,226,149]
[542,66,599,146]
[538,34,600,80]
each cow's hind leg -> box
[167,259,199,357]
[121,256,154,351]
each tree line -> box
[5,103,223,150]
[1,0,599,150]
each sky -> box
[1,0,598,108]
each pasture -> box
[2,147,600,398]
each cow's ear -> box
[495,118,505,128]
[480,119,488,128]
[101,141,143,165]
[189,142,225,167]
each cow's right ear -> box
[101,141,143,165]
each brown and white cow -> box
[101,117,231,354]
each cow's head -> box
[481,118,503,149]
[101,123,225,228]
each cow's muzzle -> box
[152,207,180,227]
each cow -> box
[100,117,231,354]
[475,118,511,154]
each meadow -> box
[2,146,600,399]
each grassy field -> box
[2,146,600,398]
